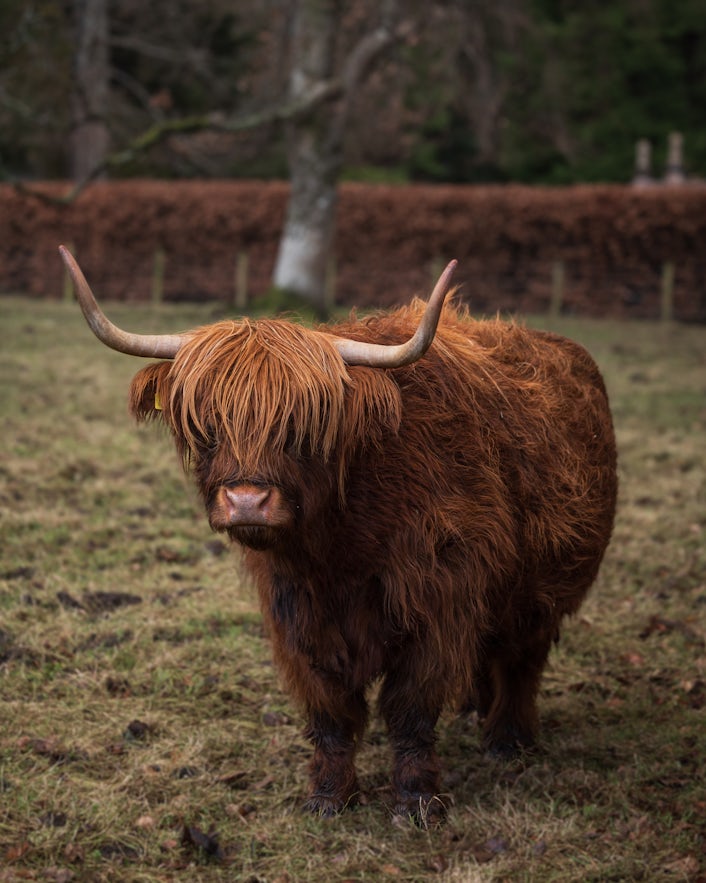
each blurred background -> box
[1,0,705,317]
[3,0,705,184]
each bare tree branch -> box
[13,78,342,205]
[111,67,167,116]
[342,24,397,92]
[333,15,404,144]
[12,0,407,248]
[109,34,197,65]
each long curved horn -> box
[59,246,190,359]
[329,259,458,368]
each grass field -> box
[1,295,705,882]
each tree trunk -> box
[273,0,399,312]
[70,0,110,181]
[273,0,341,311]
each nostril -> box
[256,488,272,511]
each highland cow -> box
[60,247,617,821]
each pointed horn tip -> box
[438,258,458,288]
[427,258,459,307]
[58,245,79,276]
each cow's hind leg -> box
[304,695,367,816]
[481,629,554,757]
[461,658,494,718]
[379,668,445,825]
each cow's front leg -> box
[303,696,367,816]
[379,671,444,824]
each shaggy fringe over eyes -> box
[170,320,348,470]
[134,319,400,494]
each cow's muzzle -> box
[209,484,293,533]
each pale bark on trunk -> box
[273,0,398,311]
[71,0,110,181]
[273,0,340,310]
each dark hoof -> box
[304,791,358,817]
[393,794,446,828]
[483,731,535,759]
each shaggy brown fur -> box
[128,300,617,821]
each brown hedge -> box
[2,180,705,320]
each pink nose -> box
[221,485,276,526]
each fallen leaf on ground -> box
[42,868,75,883]
[123,719,152,741]
[217,770,249,788]
[63,844,84,864]
[427,854,449,872]
[181,824,229,862]
[663,856,700,877]
[472,835,510,863]
[262,710,292,726]
[5,841,31,862]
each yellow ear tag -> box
[154,391,162,411]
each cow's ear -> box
[128,362,172,422]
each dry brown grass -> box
[1,297,705,882]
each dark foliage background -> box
[1,0,705,184]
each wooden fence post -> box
[234,250,249,310]
[151,248,165,304]
[632,139,653,187]
[549,260,565,318]
[324,255,337,313]
[660,261,675,322]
